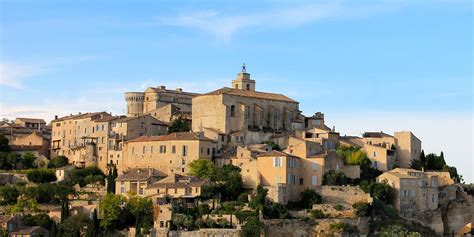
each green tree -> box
[48,156,69,168]
[61,199,69,223]
[323,170,349,185]
[263,141,281,151]
[249,186,267,210]
[361,181,395,204]
[171,213,192,230]
[106,166,118,193]
[380,224,421,237]
[69,166,105,187]
[99,193,124,231]
[7,197,39,214]
[22,213,53,229]
[128,195,153,235]
[168,116,191,133]
[0,135,10,152]
[299,189,322,209]
[240,216,262,237]
[189,159,216,179]
[59,213,90,236]
[26,168,57,183]
[352,202,370,217]
[6,153,20,170]
[0,185,20,205]
[21,152,36,169]
[86,209,100,237]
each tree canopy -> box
[168,116,191,133]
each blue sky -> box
[0,0,472,182]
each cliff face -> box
[399,184,473,236]
[439,184,473,235]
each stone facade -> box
[315,186,373,205]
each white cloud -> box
[0,63,47,88]
[157,2,403,41]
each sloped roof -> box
[53,112,111,122]
[15,118,46,124]
[93,115,126,122]
[127,132,215,143]
[257,150,297,158]
[147,174,209,189]
[10,226,49,235]
[113,114,168,126]
[116,168,166,181]
[203,87,297,103]
[363,132,393,138]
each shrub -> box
[323,170,349,185]
[26,168,57,183]
[310,210,326,219]
[330,222,358,234]
[333,204,344,211]
[237,193,249,203]
[352,202,370,217]
[299,189,322,209]
[240,216,262,237]
[48,156,69,168]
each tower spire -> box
[241,63,246,73]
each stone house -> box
[145,174,209,203]
[9,226,49,237]
[0,215,23,233]
[116,168,165,196]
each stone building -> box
[394,131,422,168]
[0,118,51,157]
[192,65,302,147]
[51,112,167,171]
[14,118,46,130]
[145,174,209,202]
[122,132,217,176]
[377,168,441,217]
[115,168,165,196]
[125,86,198,118]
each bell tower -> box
[232,63,255,91]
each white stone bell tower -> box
[232,63,256,91]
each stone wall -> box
[263,218,370,237]
[316,186,372,204]
[164,229,239,237]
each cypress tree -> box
[60,199,69,223]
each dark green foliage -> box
[333,204,344,211]
[263,203,288,219]
[106,165,118,193]
[298,189,322,209]
[189,159,215,179]
[237,193,249,203]
[360,181,395,204]
[22,183,74,204]
[168,116,191,133]
[0,135,10,152]
[61,199,69,223]
[380,224,422,236]
[59,213,90,236]
[22,213,53,229]
[0,185,20,205]
[263,141,281,151]
[48,156,69,168]
[359,158,382,182]
[249,186,267,210]
[198,204,210,216]
[329,222,358,234]
[128,195,154,235]
[240,216,262,237]
[69,166,105,187]
[411,150,463,183]
[337,145,368,165]
[21,152,36,169]
[86,209,100,237]
[352,202,371,217]
[310,210,326,219]
[235,210,258,223]
[323,170,349,185]
[26,168,57,183]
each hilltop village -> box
[0,65,472,237]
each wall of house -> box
[315,186,373,205]
[395,131,421,168]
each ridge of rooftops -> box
[126,132,215,143]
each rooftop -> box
[116,168,166,181]
[362,131,393,138]
[147,174,209,189]
[203,87,297,103]
[15,118,46,124]
[53,112,111,122]
[257,150,298,158]
[127,132,215,143]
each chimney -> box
[176,88,182,93]
[158,86,166,90]
[79,112,82,115]
[332,126,335,132]
[54,115,58,120]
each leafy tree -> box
[198,203,210,216]
[168,116,191,133]
[7,197,39,214]
[337,145,368,165]
[352,202,370,217]
[21,152,36,169]
[69,166,105,187]
[249,186,267,210]
[299,189,322,209]
[323,170,349,185]
[59,213,90,236]
[22,213,53,229]
[443,165,463,183]
[0,135,10,152]
[26,168,57,183]
[128,195,153,235]
[189,159,216,179]
[263,203,288,219]
[171,213,192,230]
[380,224,421,237]
[99,193,124,231]
[48,156,69,168]
[237,193,249,203]
[361,181,395,204]
[6,153,20,170]
[0,185,20,205]
[359,158,382,182]
[240,216,262,237]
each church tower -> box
[232,63,256,91]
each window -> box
[432,194,435,203]
[160,145,166,153]
[157,189,160,194]
[174,188,177,194]
[373,151,377,157]
[143,146,146,154]
[246,84,250,90]
[151,146,153,154]
[140,122,145,128]
[311,176,318,186]
[311,162,318,171]
[273,157,282,167]
[230,105,236,117]
[172,146,176,153]
[207,148,210,155]
[132,147,135,155]
[275,176,281,184]
[182,168,185,173]
[182,145,188,156]
[300,178,304,185]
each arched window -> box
[246,84,250,90]
[235,84,238,89]
[230,105,236,117]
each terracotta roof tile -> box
[116,168,166,181]
[147,174,209,189]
